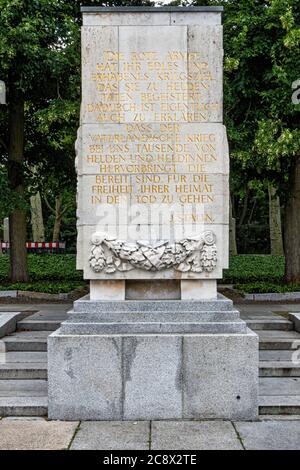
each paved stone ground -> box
[0,417,300,450]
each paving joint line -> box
[149,420,152,450]
[67,421,81,450]
[231,421,246,450]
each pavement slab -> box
[0,418,78,450]
[70,421,150,450]
[234,420,300,450]
[151,421,243,450]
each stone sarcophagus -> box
[48,6,258,421]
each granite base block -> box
[48,329,258,421]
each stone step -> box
[73,295,234,314]
[259,362,300,377]
[247,319,293,331]
[258,330,300,350]
[0,397,47,417]
[17,320,61,332]
[59,319,247,335]
[259,377,300,396]
[259,339,300,350]
[0,379,47,397]
[0,352,47,363]
[259,350,299,361]
[68,309,241,322]
[3,338,48,352]
[259,396,300,415]
[0,363,47,380]
[2,331,50,352]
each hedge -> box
[0,254,286,286]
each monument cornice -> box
[81,6,223,13]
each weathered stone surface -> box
[123,335,182,419]
[289,313,300,332]
[48,321,257,420]
[171,12,222,26]
[259,377,300,396]
[259,350,295,361]
[67,309,240,323]
[81,26,118,125]
[0,379,47,397]
[0,362,47,380]
[0,418,78,450]
[181,279,217,300]
[151,420,242,450]
[77,173,229,224]
[246,318,293,331]
[48,333,122,420]
[234,420,300,450]
[59,320,247,335]
[77,8,229,282]
[259,361,300,377]
[0,352,47,363]
[83,12,171,27]
[78,224,228,280]
[259,395,300,415]
[47,7,258,423]
[126,279,181,300]
[183,329,259,420]
[73,294,234,313]
[0,397,47,417]
[71,421,150,450]
[0,312,23,339]
[90,280,125,300]
[77,123,229,176]
[119,25,187,123]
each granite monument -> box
[48,6,258,421]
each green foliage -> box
[0,254,285,284]
[0,254,81,281]
[235,281,300,293]
[223,255,284,283]
[0,280,86,294]
[222,0,300,203]
[190,0,300,252]
[0,165,28,219]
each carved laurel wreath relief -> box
[89,231,218,274]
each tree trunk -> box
[30,192,45,242]
[229,195,238,255]
[7,88,29,282]
[268,184,284,256]
[52,194,62,242]
[284,157,300,282]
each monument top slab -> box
[77,5,228,280]
[81,6,223,13]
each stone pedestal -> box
[48,294,258,421]
[48,6,259,422]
